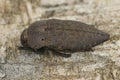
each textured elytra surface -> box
[21,19,109,52]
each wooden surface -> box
[0,0,120,80]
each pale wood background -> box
[0,0,120,80]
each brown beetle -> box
[20,19,109,57]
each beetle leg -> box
[18,46,35,51]
[18,46,44,54]
[54,51,71,58]
[81,48,93,52]
[43,47,71,58]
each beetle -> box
[20,19,110,57]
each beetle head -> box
[21,29,29,47]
